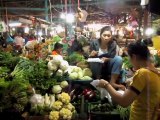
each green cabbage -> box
[83,68,92,77]
[69,72,78,80]
[52,85,62,94]
[80,76,92,80]
[60,81,69,88]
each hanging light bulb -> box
[66,13,74,23]
[24,27,29,33]
[60,13,66,19]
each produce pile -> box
[0,48,92,118]
[11,58,57,94]
[0,78,30,113]
[28,80,76,120]
[89,102,130,120]
[49,92,76,120]
[0,42,135,120]
[90,103,114,112]
[47,54,93,81]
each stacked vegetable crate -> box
[88,102,121,120]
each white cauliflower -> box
[48,61,58,71]
[56,69,63,76]
[60,60,69,71]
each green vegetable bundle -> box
[0,51,20,69]
[122,57,132,69]
[67,52,85,65]
[0,79,30,112]
[116,105,130,120]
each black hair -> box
[70,40,83,52]
[54,42,63,50]
[142,38,153,47]
[100,26,112,36]
[127,40,150,60]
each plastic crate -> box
[88,102,121,120]
[89,111,121,120]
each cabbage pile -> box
[68,66,92,80]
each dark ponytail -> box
[127,39,150,60]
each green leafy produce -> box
[90,103,114,112]
[116,105,130,120]
[154,55,160,66]
[11,58,35,79]
[67,52,85,65]
[0,51,20,69]
[0,79,30,112]
[122,57,132,69]
[0,78,10,95]
[0,67,10,78]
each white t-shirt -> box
[98,48,108,56]
[14,36,24,48]
[98,45,122,56]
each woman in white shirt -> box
[90,26,125,91]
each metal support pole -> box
[0,7,46,11]
[143,6,149,39]
[45,0,49,21]
[64,0,68,39]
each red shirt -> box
[52,50,58,55]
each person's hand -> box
[118,84,126,91]
[101,57,110,62]
[90,50,98,57]
[97,79,109,88]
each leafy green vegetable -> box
[67,52,85,65]
[0,79,30,112]
[122,57,132,69]
[154,55,160,67]
[90,103,114,112]
[116,105,130,120]
[0,51,20,69]
[0,67,11,78]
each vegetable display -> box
[68,66,92,80]
[0,79,30,112]
[0,45,133,120]
[49,92,76,120]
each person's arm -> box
[98,79,138,107]
[108,73,126,91]
[89,40,99,57]
[98,70,146,107]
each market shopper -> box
[97,41,160,120]
[52,42,63,55]
[89,26,125,91]
[14,33,25,48]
